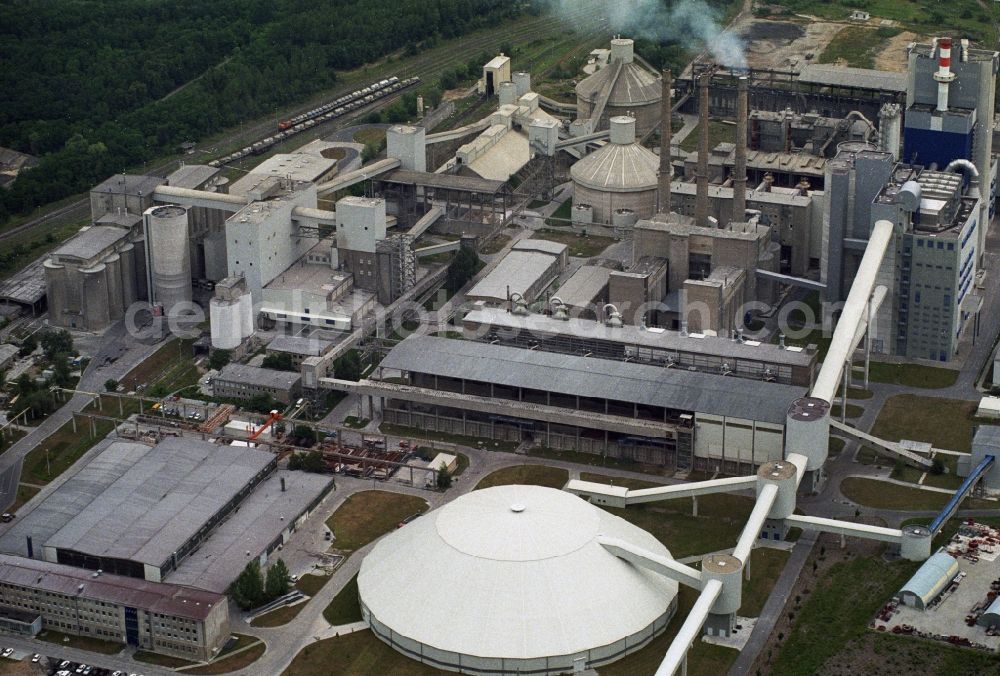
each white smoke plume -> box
[553,0,747,69]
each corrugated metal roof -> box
[381,336,802,423]
[266,334,332,356]
[216,363,301,390]
[554,265,611,308]
[899,552,959,607]
[511,239,569,257]
[577,62,660,105]
[467,251,560,304]
[0,554,224,621]
[52,226,130,261]
[166,164,221,190]
[797,64,906,93]
[570,141,659,192]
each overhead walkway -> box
[554,129,611,150]
[414,240,460,258]
[407,206,444,237]
[315,158,400,195]
[565,476,756,508]
[425,119,492,145]
[829,420,934,470]
[537,94,576,115]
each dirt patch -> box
[320,147,348,160]
[875,30,920,72]
[740,20,806,42]
[738,17,845,70]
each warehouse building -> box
[212,363,302,405]
[897,551,960,609]
[466,239,567,305]
[0,554,229,661]
[362,335,804,473]
[360,485,678,674]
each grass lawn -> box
[474,464,569,490]
[532,228,616,258]
[283,629,449,676]
[846,387,873,400]
[23,417,115,485]
[769,546,921,675]
[871,394,976,452]
[323,573,361,626]
[134,651,195,668]
[379,422,519,452]
[480,233,511,254]
[185,641,265,675]
[250,600,307,628]
[297,572,332,597]
[828,437,847,458]
[37,629,122,654]
[819,26,889,69]
[353,128,386,146]
[840,477,993,511]
[867,361,959,389]
[740,548,791,616]
[578,472,663,491]
[342,416,370,429]
[890,454,963,491]
[679,120,733,153]
[545,197,573,226]
[120,337,196,391]
[830,403,864,419]
[326,490,429,552]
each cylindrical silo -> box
[104,253,124,320]
[571,204,593,225]
[513,72,531,97]
[118,242,137,307]
[82,264,111,331]
[210,298,242,350]
[784,396,831,472]
[498,80,518,107]
[610,38,635,64]
[612,208,638,228]
[44,259,66,326]
[238,292,254,338]
[145,205,192,313]
[702,554,742,614]
[758,460,797,519]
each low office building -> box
[0,554,228,661]
[362,336,804,474]
[467,239,567,305]
[265,334,334,368]
[213,363,302,405]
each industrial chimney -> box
[934,37,955,112]
[695,73,711,228]
[658,70,673,213]
[733,76,749,224]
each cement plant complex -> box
[2,4,1000,676]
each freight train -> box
[209,76,419,167]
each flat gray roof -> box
[512,239,568,257]
[973,425,1000,454]
[463,307,815,367]
[52,226,130,261]
[468,250,560,303]
[166,164,221,190]
[216,363,302,390]
[267,334,333,356]
[6,438,274,569]
[91,173,165,197]
[168,469,333,593]
[381,335,803,423]
[555,265,611,308]
[797,64,906,93]
[0,260,46,305]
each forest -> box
[0,0,534,223]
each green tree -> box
[104,378,119,392]
[445,247,482,293]
[436,462,453,489]
[38,329,73,361]
[230,560,265,610]
[301,450,326,473]
[18,335,36,357]
[265,558,291,601]
[293,424,317,444]
[288,453,303,471]
[209,349,231,370]
[261,352,295,371]
[930,458,945,475]
[333,350,362,381]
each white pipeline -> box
[654,578,723,676]
[598,536,704,590]
[732,483,777,563]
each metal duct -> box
[733,76,748,223]
[658,69,673,213]
[695,73,710,227]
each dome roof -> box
[358,485,677,665]
[576,61,661,107]
[571,132,659,192]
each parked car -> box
[1,513,13,523]
[31,654,40,663]
[1,647,12,657]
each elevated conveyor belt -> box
[315,158,401,195]
[829,420,933,469]
[537,94,576,115]
[928,455,995,534]
[588,60,623,128]
[407,206,443,237]
[425,119,492,145]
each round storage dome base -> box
[358,485,679,675]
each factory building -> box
[44,225,146,331]
[360,485,679,674]
[552,265,612,318]
[575,38,661,135]
[0,554,229,661]
[229,153,338,196]
[265,334,335,368]
[898,551,960,609]
[89,174,165,223]
[163,164,228,281]
[212,363,302,405]
[570,116,659,225]
[466,239,567,305]
[364,335,803,473]
[209,276,255,352]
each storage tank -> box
[43,259,66,326]
[81,264,111,331]
[513,72,531,97]
[104,253,124,320]
[238,292,254,338]
[572,204,594,225]
[570,116,659,224]
[210,298,242,350]
[144,205,192,313]
[118,242,137,306]
[612,208,638,228]
[498,80,518,106]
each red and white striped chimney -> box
[933,37,955,112]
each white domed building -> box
[570,115,660,226]
[358,485,679,675]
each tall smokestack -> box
[934,37,955,112]
[695,72,711,228]
[733,76,749,223]
[658,69,673,213]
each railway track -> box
[1,6,606,245]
